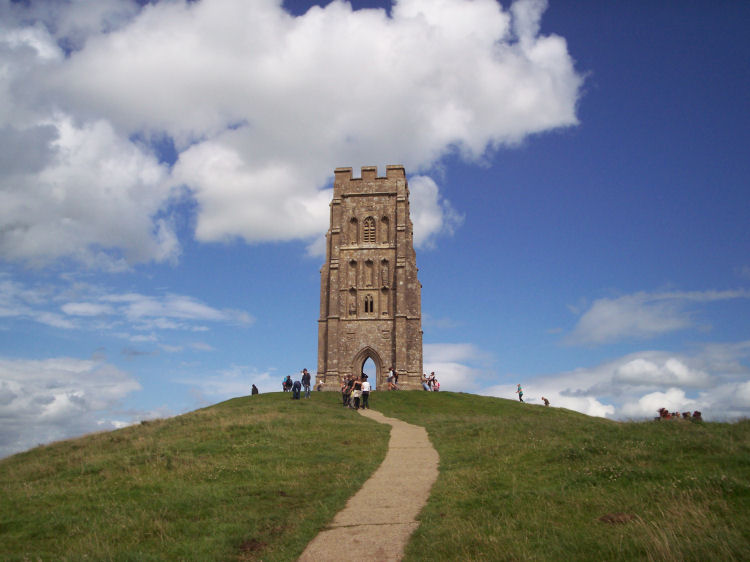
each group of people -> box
[421,371,440,391]
[516,384,551,407]
[257,375,557,410]
[657,408,702,421]
[282,368,313,399]
[263,375,548,408]
[341,373,371,409]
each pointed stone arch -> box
[350,346,384,388]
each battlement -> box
[334,165,405,183]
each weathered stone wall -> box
[317,165,423,390]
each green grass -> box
[0,392,389,561]
[2,391,749,561]
[374,392,750,561]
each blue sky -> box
[1,0,748,457]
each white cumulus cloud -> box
[1,0,583,266]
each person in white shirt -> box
[361,374,371,409]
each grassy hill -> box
[1,391,749,561]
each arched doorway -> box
[350,346,383,390]
[362,357,377,390]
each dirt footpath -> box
[299,409,439,561]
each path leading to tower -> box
[299,409,439,562]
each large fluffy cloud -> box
[1,0,583,266]
[0,356,141,458]
[0,116,175,268]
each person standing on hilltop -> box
[516,383,524,402]
[387,366,399,390]
[428,371,437,390]
[301,368,311,398]
[251,384,259,396]
[341,375,354,407]
[351,376,363,410]
[361,374,371,409]
[421,373,430,391]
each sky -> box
[0,0,748,457]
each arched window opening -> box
[364,294,374,313]
[362,357,377,390]
[363,216,376,243]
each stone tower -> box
[316,165,423,390]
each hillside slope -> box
[376,392,750,561]
[2,391,749,561]
[0,392,390,561]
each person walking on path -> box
[301,368,311,398]
[516,383,524,402]
[361,375,371,409]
